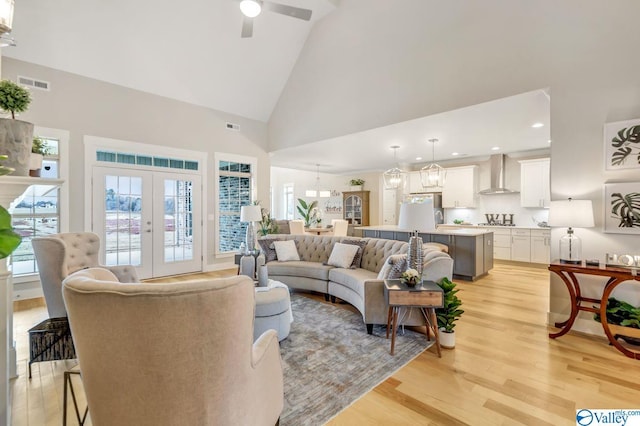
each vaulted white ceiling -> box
[5,0,337,122]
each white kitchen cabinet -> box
[442,166,477,208]
[511,229,531,262]
[530,229,551,264]
[479,227,511,260]
[519,158,550,208]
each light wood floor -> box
[12,264,640,425]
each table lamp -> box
[398,200,436,275]
[240,205,262,253]
[548,198,594,264]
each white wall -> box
[2,58,271,270]
[268,0,640,334]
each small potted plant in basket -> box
[349,178,364,191]
[400,268,420,288]
[29,137,51,177]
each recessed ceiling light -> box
[532,122,544,128]
[548,139,552,144]
[452,152,459,156]
[491,146,500,151]
[415,157,422,161]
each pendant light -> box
[305,164,330,198]
[420,138,446,189]
[383,146,406,190]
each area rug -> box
[279,294,433,425]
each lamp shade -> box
[548,199,594,228]
[0,0,13,34]
[240,205,262,222]
[398,200,436,232]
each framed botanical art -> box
[604,118,640,171]
[604,182,640,234]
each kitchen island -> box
[356,225,493,281]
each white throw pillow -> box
[273,240,300,262]
[327,243,360,269]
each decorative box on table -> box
[28,317,76,378]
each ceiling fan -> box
[238,0,312,38]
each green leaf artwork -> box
[610,192,640,228]
[610,125,640,168]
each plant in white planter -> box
[0,80,33,176]
[436,277,464,349]
[349,178,364,191]
[29,137,51,177]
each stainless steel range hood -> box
[478,154,519,195]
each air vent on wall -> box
[18,75,50,91]
[225,122,240,131]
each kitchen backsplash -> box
[444,192,549,227]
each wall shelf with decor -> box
[343,191,369,226]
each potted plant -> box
[594,297,640,346]
[257,206,279,236]
[296,198,318,227]
[0,80,33,176]
[436,277,464,348]
[29,137,51,177]
[349,178,365,191]
[0,203,22,259]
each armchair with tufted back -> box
[32,232,139,319]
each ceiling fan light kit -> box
[240,0,262,18]
[238,0,312,38]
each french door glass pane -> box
[104,175,142,266]
[163,179,194,263]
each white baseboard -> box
[547,312,605,337]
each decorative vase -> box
[29,153,43,177]
[407,232,423,275]
[257,265,269,287]
[400,277,419,288]
[0,118,34,176]
[350,185,363,191]
[438,329,456,349]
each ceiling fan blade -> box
[263,1,312,21]
[241,17,254,38]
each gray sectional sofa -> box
[259,235,454,334]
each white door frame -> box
[84,136,208,275]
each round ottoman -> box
[254,280,292,342]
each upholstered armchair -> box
[62,269,284,426]
[32,232,139,318]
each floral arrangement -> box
[400,268,420,287]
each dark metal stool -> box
[63,365,88,425]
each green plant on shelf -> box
[349,178,364,186]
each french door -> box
[92,166,202,279]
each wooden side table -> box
[549,260,640,359]
[384,279,444,356]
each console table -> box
[548,261,640,359]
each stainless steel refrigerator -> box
[403,193,444,224]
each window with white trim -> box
[12,137,61,275]
[283,184,294,220]
[216,155,256,253]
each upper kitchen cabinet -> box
[407,171,443,194]
[442,165,478,208]
[519,158,550,208]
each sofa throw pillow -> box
[273,240,300,262]
[376,254,408,279]
[341,239,367,268]
[327,243,361,269]
[258,238,281,262]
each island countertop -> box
[355,225,492,236]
